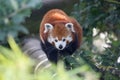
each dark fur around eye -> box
[55,39,58,42]
[63,39,66,42]
[67,24,72,28]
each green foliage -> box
[0,0,41,43]
[0,36,34,80]
[1,0,120,79]
[71,0,120,79]
[0,37,99,80]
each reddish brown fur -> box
[40,9,82,47]
[51,23,70,40]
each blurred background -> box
[0,0,120,80]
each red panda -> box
[39,9,82,63]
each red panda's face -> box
[44,23,75,50]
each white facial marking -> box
[65,23,75,32]
[66,35,72,42]
[47,35,73,50]
[53,37,66,50]
[48,35,54,43]
[44,23,53,33]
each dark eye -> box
[67,24,72,28]
[63,39,66,42]
[55,39,58,42]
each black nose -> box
[59,45,63,49]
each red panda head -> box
[43,22,75,50]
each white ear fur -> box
[44,23,53,33]
[65,23,75,32]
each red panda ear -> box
[44,23,53,33]
[65,23,75,32]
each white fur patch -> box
[47,35,73,50]
[66,35,73,42]
[55,41,66,50]
[44,23,53,33]
[65,23,75,32]
[47,35,54,43]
